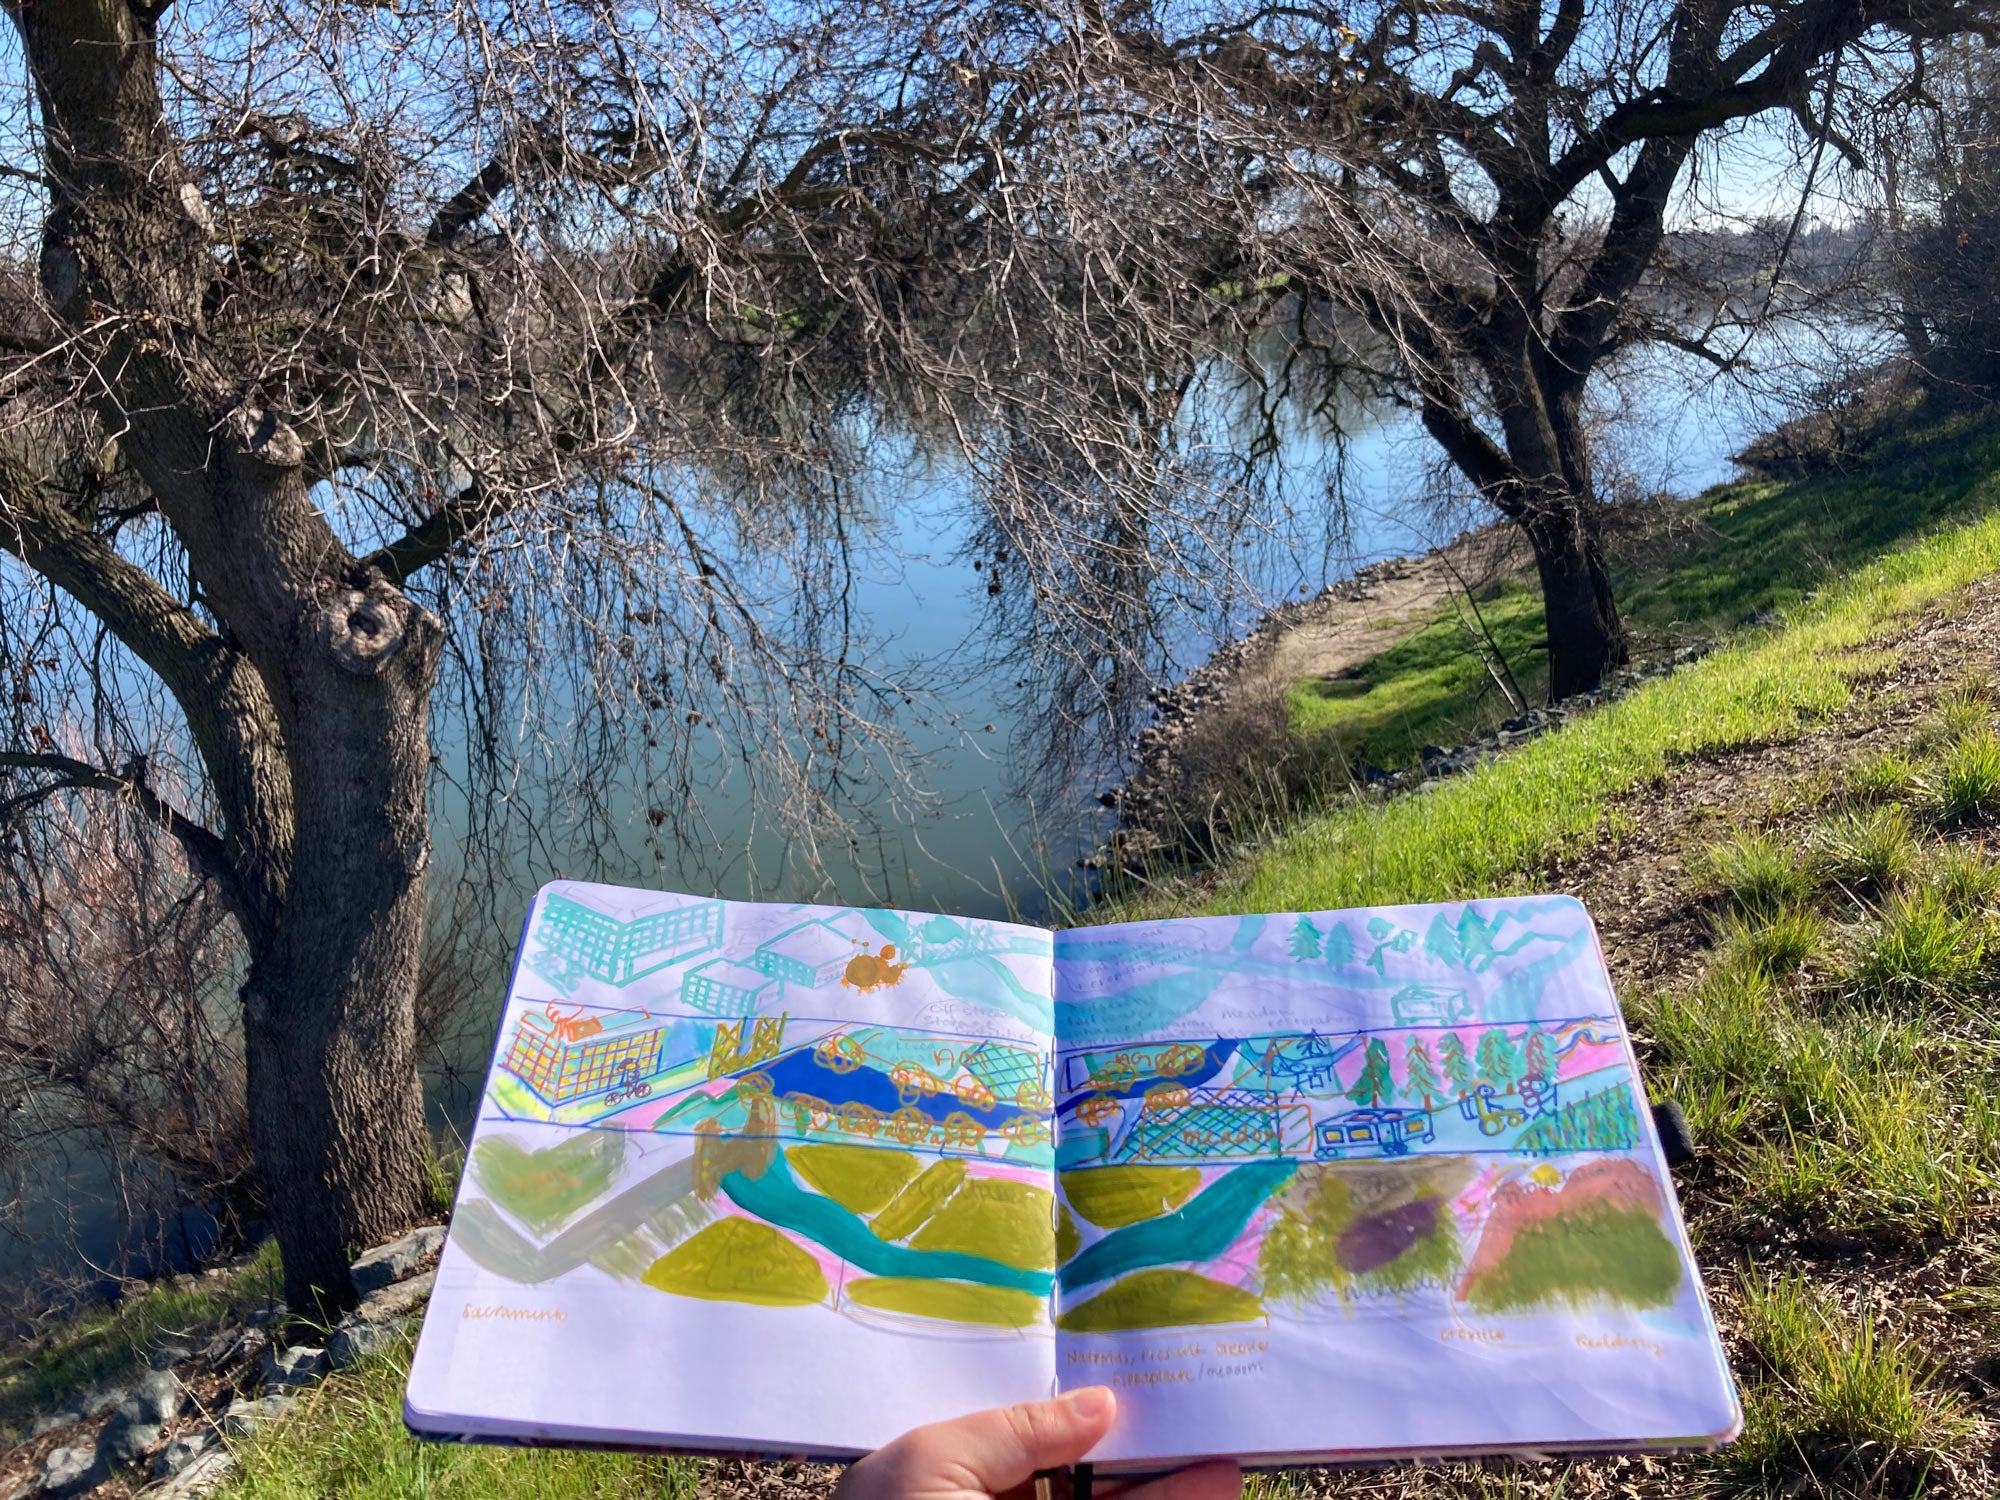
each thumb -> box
[850,1387,1118,1500]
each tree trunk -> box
[240,573,443,1319]
[1518,496,1626,702]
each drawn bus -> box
[1314,1106,1435,1160]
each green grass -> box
[1286,414,2000,771]
[216,1337,699,1500]
[1844,747,1922,804]
[1638,958,1998,1237]
[1841,883,1992,1010]
[1287,583,1547,765]
[1695,831,1815,918]
[1805,804,1919,894]
[1724,1271,1967,1489]
[1925,725,2000,824]
[1114,483,2000,921]
[0,1240,283,1427]
[1712,907,1827,980]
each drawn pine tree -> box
[1475,1028,1524,1094]
[1438,1030,1476,1098]
[1523,1024,1552,1083]
[1402,1035,1445,1109]
[1290,915,1323,961]
[1322,921,1353,968]
[1346,1037,1394,1107]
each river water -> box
[3,344,1802,1299]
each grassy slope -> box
[1288,412,2000,770]
[202,421,2000,1498]
[1139,423,2000,921]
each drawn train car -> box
[1314,1105,1435,1160]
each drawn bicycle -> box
[602,1061,653,1106]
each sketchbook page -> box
[1048,897,1740,1469]
[407,881,1062,1457]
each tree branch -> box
[0,461,290,939]
[0,750,242,909]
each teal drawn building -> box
[680,957,777,1017]
[753,918,865,988]
[532,895,723,986]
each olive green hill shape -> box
[845,1277,1046,1328]
[789,1144,922,1215]
[909,1179,1056,1271]
[641,1216,829,1306]
[872,1159,968,1241]
[1462,1203,1682,1315]
[1057,1269,1264,1332]
[1059,1166,1202,1229]
[472,1131,626,1238]
[1056,1204,1081,1264]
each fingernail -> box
[1061,1386,1115,1424]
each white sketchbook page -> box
[406,881,1062,1457]
[1048,897,1741,1468]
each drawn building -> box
[752,919,865,988]
[533,894,723,986]
[680,957,777,1017]
[1389,984,1474,1025]
[1244,1033,1359,1093]
[503,1007,671,1105]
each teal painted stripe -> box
[1058,1161,1296,1292]
[720,1152,1056,1295]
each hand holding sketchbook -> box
[406,885,1740,1468]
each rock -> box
[328,1316,415,1370]
[38,1445,105,1496]
[26,1413,75,1440]
[351,1269,434,1324]
[149,1343,195,1371]
[96,1413,162,1467]
[199,1327,241,1364]
[263,1343,328,1389]
[128,1369,183,1425]
[62,1387,124,1421]
[153,1447,235,1500]
[223,1392,295,1436]
[350,1224,445,1295]
[220,1328,271,1369]
[151,1431,215,1480]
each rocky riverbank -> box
[0,1226,443,1500]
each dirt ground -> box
[1227,528,1532,706]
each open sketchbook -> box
[405,882,1740,1469]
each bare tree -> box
[0,1,1353,1312]
[1033,0,1996,698]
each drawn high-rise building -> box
[752,918,865,988]
[532,894,723,986]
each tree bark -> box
[1518,497,1626,701]
[239,565,443,1318]
[10,0,440,1317]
